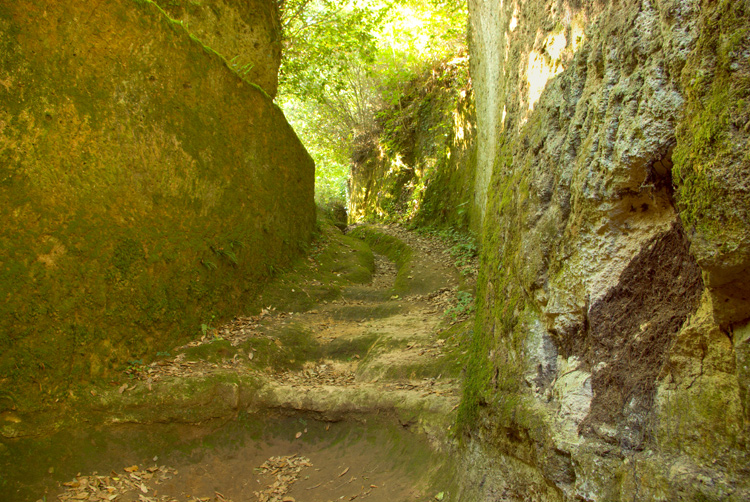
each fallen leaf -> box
[295,432,302,439]
[118,384,128,394]
[124,465,139,473]
[338,467,350,477]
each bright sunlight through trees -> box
[276,0,467,205]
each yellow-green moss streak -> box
[673,0,750,269]
[457,146,530,430]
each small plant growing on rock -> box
[200,314,217,338]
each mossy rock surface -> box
[672,0,750,325]
[0,0,314,411]
[152,0,282,97]
[348,60,477,232]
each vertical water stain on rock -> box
[583,221,703,448]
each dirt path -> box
[29,224,477,502]
[122,225,473,426]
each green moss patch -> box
[237,323,321,372]
[673,0,750,278]
[179,339,238,364]
[322,334,379,362]
[348,225,414,294]
[249,219,375,314]
[326,303,407,322]
[456,143,529,432]
[363,354,463,382]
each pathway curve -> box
[49,224,478,502]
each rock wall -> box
[462,0,750,500]
[0,0,314,410]
[348,59,479,231]
[153,0,282,97]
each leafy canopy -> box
[277,0,467,204]
[279,0,385,102]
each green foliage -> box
[201,259,218,270]
[277,0,467,207]
[279,0,383,102]
[280,95,352,204]
[444,290,474,320]
[416,225,478,277]
[201,314,217,337]
[347,55,472,225]
[124,359,146,379]
[277,0,383,204]
[229,56,255,78]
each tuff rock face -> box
[0,0,314,408]
[153,0,282,97]
[461,0,750,500]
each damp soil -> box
[11,416,445,502]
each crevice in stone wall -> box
[643,146,676,198]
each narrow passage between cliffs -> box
[25,222,477,502]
